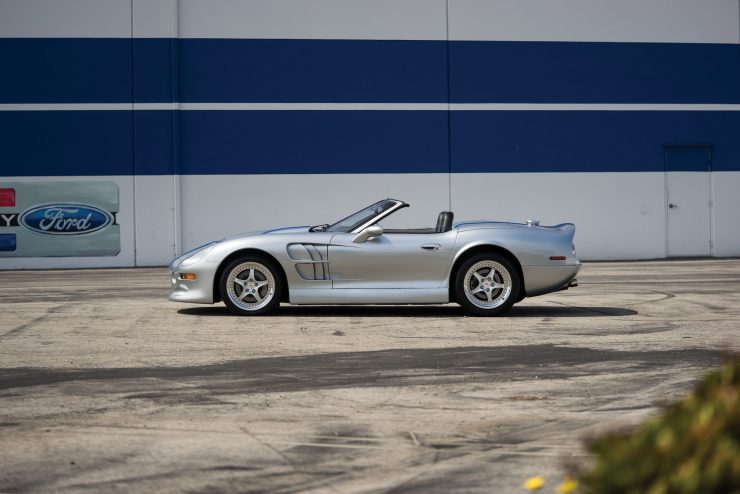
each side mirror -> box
[352,225,383,243]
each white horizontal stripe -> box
[5,0,736,43]
[3,103,740,112]
[0,0,132,38]
[0,103,175,111]
[0,103,132,111]
[449,0,740,44]
[176,0,447,41]
[0,0,447,40]
[0,103,447,111]
[179,103,449,111]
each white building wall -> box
[447,0,740,260]
[152,0,453,259]
[448,0,740,43]
[0,0,132,37]
[451,173,668,260]
[179,174,450,250]
[131,0,179,266]
[713,172,740,257]
[0,0,136,269]
[1,0,738,269]
[176,0,447,40]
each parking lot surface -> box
[1,260,739,493]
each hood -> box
[222,225,311,242]
[262,226,311,234]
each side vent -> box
[286,243,330,280]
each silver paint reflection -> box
[168,199,580,307]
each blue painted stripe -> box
[2,110,740,176]
[0,38,447,104]
[2,39,739,104]
[134,110,176,175]
[665,147,711,172]
[0,111,133,176]
[178,110,450,174]
[134,39,177,103]
[0,38,177,103]
[449,41,740,104]
[450,111,740,172]
[0,110,449,175]
[0,234,17,252]
[178,38,448,103]
[0,38,132,103]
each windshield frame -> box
[325,199,407,233]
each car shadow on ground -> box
[177,305,637,318]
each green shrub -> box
[579,356,739,494]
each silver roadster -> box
[168,199,580,316]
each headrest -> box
[436,211,454,233]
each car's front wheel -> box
[454,253,521,316]
[220,257,282,315]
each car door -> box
[328,230,457,289]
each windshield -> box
[326,199,398,233]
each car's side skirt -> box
[289,288,449,305]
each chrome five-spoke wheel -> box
[455,253,520,316]
[464,260,512,309]
[220,257,281,315]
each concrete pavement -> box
[0,260,738,493]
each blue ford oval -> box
[20,203,113,236]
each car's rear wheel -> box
[455,253,521,316]
[220,256,282,315]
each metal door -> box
[328,231,456,288]
[665,147,712,257]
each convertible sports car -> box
[168,199,580,316]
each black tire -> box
[454,253,521,316]
[219,256,282,316]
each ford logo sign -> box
[20,203,113,236]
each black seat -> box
[436,211,454,233]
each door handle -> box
[421,243,441,251]
[668,203,678,209]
